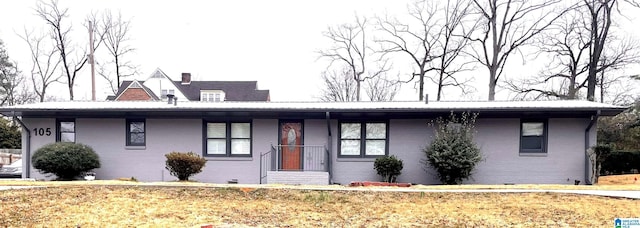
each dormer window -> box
[161,89,175,99]
[201,90,225,102]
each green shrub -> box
[32,142,100,180]
[165,151,207,181]
[0,118,20,149]
[423,112,482,185]
[588,144,612,183]
[373,155,404,183]
[601,151,640,175]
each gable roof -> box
[173,81,270,101]
[110,68,270,101]
[110,80,159,101]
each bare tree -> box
[96,61,118,95]
[35,0,105,100]
[100,10,137,94]
[376,0,438,101]
[584,0,612,101]
[318,67,358,102]
[432,0,478,100]
[377,0,477,101]
[467,0,567,100]
[319,15,391,101]
[506,1,639,101]
[17,28,63,102]
[584,0,640,101]
[0,39,35,106]
[365,75,400,101]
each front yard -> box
[1,183,639,227]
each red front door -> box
[280,121,302,170]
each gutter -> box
[11,111,30,178]
[584,110,600,185]
[325,111,333,184]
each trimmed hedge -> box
[165,151,207,181]
[373,155,404,183]
[32,142,100,180]
[600,151,640,175]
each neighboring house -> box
[0,100,626,185]
[108,68,270,102]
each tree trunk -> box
[600,68,605,102]
[587,62,597,101]
[568,74,577,99]
[437,70,444,101]
[488,67,497,101]
[115,56,120,88]
[419,71,425,101]
[356,80,361,101]
[68,83,74,100]
[39,86,46,102]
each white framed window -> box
[205,122,251,157]
[161,89,175,99]
[200,90,225,102]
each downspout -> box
[584,110,600,185]
[325,111,333,184]
[12,111,30,178]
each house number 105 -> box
[33,128,52,136]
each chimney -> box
[167,94,174,104]
[181,73,191,85]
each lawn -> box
[0,174,638,227]
[1,185,639,227]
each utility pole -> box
[89,20,96,101]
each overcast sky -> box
[1,0,639,102]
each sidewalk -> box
[1,183,639,199]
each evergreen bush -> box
[373,155,404,183]
[32,142,100,180]
[423,112,482,184]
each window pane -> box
[366,123,386,139]
[130,133,145,144]
[340,140,360,155]
[207,123,226,138]
[341,123,361,139]
[522,123,544,136]
[365,140,386,155]
[231,123,250,138]
[130,122,144,133]
[207,139,226,154]
[61,133,75,142]
[522,136,543,151]
[231,139,251,154]
[60,122,74,132]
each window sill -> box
[206,157,253,161]
[337,158,377,162]
[519,152,548,157]
[125,146,146,150]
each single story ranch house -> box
[0,100,625,185]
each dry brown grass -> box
[599,174,640,185]
[0,185,638,227]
